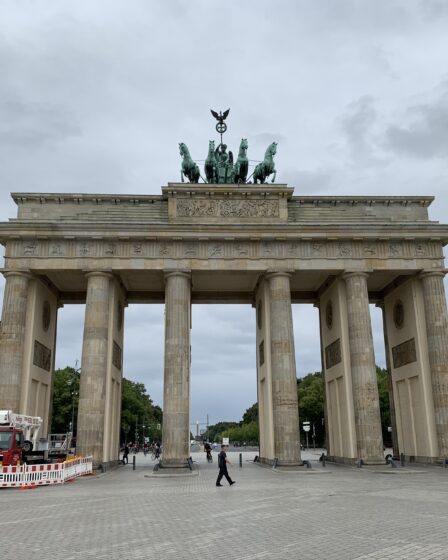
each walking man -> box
[216,444,236,487]
[122,444,129,465]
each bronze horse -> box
[253,142,277,184]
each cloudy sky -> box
[1,1,447,426]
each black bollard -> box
[443,458,448,469]
[239,453,242,468]
[320,453,326,467]
[400,453,405,467]
[133,455,136,471]
[356,458,362,468]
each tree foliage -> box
[297,372,325,447]
[50,367,162,444]
[242,402,258,424]
[121,378,162,443]
[206,421,239,443]
[221,421,259,445]
[51,366,80,434]
[376,366,391,445]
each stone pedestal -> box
[77,271,112,465]
[420,271,448,457]
[267,272,301,465]
[343,272,384,463]
[0,271,31,411]
[161,271,191,467]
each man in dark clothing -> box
[216,445,236,487]
[122,444,129,464]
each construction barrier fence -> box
[0,456,93,488]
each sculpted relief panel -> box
[176,198,279,218]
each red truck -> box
[0,410,43,466]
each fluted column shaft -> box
[267,272,301,465]
[0,271,31,411]
[77,271,112,465]
[420,271,448,457]
[161,271,191,467]
[344,272,383,462]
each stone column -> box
[161,271,191,467]
[267,272,301,465]
[343,272,383,462]
[77,271,112,465]
[420,270,448,457]
[0,271,31,411]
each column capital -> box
[164,269,191,281]
[265,270,293,281]
[83,270,114,280]
[342,270,370,281]
[2,269,32,280]
[419,269,447,280]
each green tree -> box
[297,372,325,447]
[241,402,258,425]
[50,366,80,434]
[376,365,391,445]
[206,421,239,443]
[51,368,162,445]
[121,378,162,444]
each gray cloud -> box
[384,83,448,160]
[0,99,81,148]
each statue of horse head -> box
[239,138,248,154]
[208,140,215,154]
[265,142,277,157]
[179,142,189,157]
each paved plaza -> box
[1,450,448,560]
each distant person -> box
[216,444,235,487]
[122,444,129,464]
[205,441,213,463]
[155,441,161,459]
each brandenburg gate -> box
[1,183,447,468]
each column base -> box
[258,456,304,468]
[159,458,191,469]
[326,455,385,466]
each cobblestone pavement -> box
[2,449,448,560]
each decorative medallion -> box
[42,300,51,332]
[393,300,404,329]
[325,300,333,330]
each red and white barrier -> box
[0,456,93,488]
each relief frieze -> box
[23,241,38,256]
[176,198,279,218]
[325,338,342,369]
[33,340,52,372]
[112,340,122,370]
[10,238,439,264]
[50,242,66,256]
[392,338,417,369]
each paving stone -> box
[1,450,447,560]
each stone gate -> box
[1,183,448,467]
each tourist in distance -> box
[216,444,236,487]
[204,441,213,463]
[122,444,129,464]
